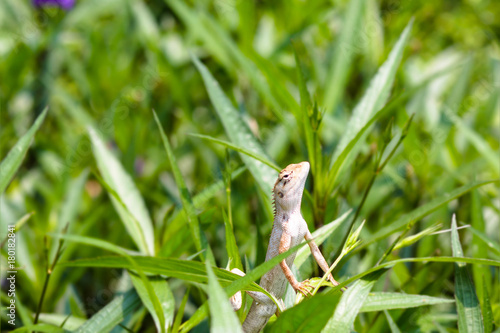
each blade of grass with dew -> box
[192,55,278,202]
[323,0,365,112]
[329,19,413,167]
[359,292,454,312]
[75,289,141,333]
[88,126,154,255]
[189,134,280,172]
[205,261,244,333]
[323,269,388,333]
[451,215,484,333]
[0,107,48,194]
[268,293,342,333]
[359,180,497,250]
[153,110,206,258]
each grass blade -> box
[359,180,497,250]
[88,126,154,255]
[0,107,48,194]
[322,0,365,112]
[153,110,204,256]
[223,209,243,270]
[294,210,352,269]
[451,215,484,333]
[360,292,454,312]
[192,55,278,202]
[190,133,280,171]
[330,19,413,166]
[384,310,402,333]
[268,293,341,333]
[130,274,174,332]
[205,261,244,333]
[443,107,500,175]
[75,289,141,333]
[323,269,388,332]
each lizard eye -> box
[283,173,291,179]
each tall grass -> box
[1,0,499,332]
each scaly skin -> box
[236,161,339,333]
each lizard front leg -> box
[305,231,340,286]
[279,227,312,296]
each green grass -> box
[1,0,499,332]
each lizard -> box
[230,161,340,333]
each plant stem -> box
[34,226,67,324]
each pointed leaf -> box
[88,126,154,255]
[205,261,244,333]
[451,215,484,333]
[0,107,48,194]
[192,55,278,202]
[323,269,388,332]
[330,19,413,166]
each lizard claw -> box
[292,280,313,297]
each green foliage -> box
[1,0,499,332]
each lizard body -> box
[235,161,339,333]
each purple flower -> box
[32,0,75,10]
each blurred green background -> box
[0,0,499,332]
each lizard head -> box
[272,161,310,212]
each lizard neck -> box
[272,191,303,220]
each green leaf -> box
[0,107,48,194]
[468,227,500,256]
[323,269,388,332]
[323,0,365,112]
[130,274,174,332]
[88,126,155,255]
[268,293,342,333]
[294,210,352,269]
[59,255,263,293]
[384,310,402,333]
[192,55,278,202]
[451,215,484,333]
[52,233,167,332]
[330,19,413,166]
[205,261,244,333]
[327,256,500,295]
[223,209,242,270]
[179,241,308,332]
[360,180,497,250]
[75,289,141,333]
[189,133,280,172]
[443,107,500,175]
[37,313,86,331]
[153,111,204,255]
[360,292,454,312]
[292,42,317,173]
[481,277,493,333]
